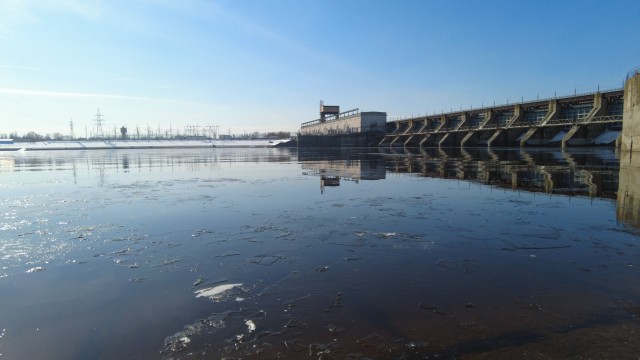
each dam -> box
[381,88,623,148]
[299,69,640,148]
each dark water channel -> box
[1,147,640,359]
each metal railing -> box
[300,127,365,136]
[301,108,360,128]
[627,66,640,80]
[388,88,623,124]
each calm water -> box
[1,147,640,359]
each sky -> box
[1,0,639,137]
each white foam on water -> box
[194,283,242,299]
[245,320,256,333]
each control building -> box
[300,101,387,135]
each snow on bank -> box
[0,139,291,151]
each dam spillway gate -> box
[379,89,623,148]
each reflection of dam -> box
[299,150,386,193]
[301,159,386,181]
[617,152,640,227]
[380,148,619,199]
[301,158,386,194]
[298,148,387,182]
[300,148,619,200]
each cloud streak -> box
[0,0,114,38]
[0,87,152,100]
[0,88,203,106]
[0,64,41,71]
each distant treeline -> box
[1,130,292,142]
[219,131,292,140]
[1,131,66,141]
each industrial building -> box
[300,102,387,135]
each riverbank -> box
[0,139,293,151]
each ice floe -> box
[245,319,256,332]
[194,283,243,300]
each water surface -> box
[1,147,639,359]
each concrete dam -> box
[299,70,640,148]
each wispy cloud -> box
[0,0,37,35]
[148,1,354,74]
[0,87,200,106]
[0,64,40,71]
[0,87,150,100]
[114,76,137,83]
[0,0,107,36]
[53,0,106,22]
[229,7,362,81]
[214,6,340,68]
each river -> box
[1,147,639,359]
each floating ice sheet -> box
[195,283,243,299]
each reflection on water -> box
[617,151,640,228]
[1,147,640,359]
[300,150,386,193]
[379,147,619,199]
[1,147,621,200]
[297,147,619,200]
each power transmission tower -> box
[93,109,105,139]
[69,119,75,140]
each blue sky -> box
[1,0,639,137]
